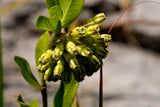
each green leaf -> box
[35,31,50,66]
[0,22,4,107]
[45,0,59,9]
[35,31,50,77]
[17,94,38,107]
[14,56,41,90]
[52,82,64,107]
[29,99,39,107]
[36,15,61,33]
[52,77,79,107]
[17,94,31,107]
[60,0,84,28]
[49,5,63,19]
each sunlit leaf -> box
[52,77,79,107]
[36,15,61,33]
[14,56,41,90]
[35,31,50,66]
[45,0,59,9]
[35,31,50,77]
[49,5,63,19]
[60,0,84,27]
[29,99,39,107]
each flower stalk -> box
[41,72,48,107]
[40,33,59,107]
[99,59,103,107]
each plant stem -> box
[41,73,47,107]
[40,33,58,107]
[99,59,103,107]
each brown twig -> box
[41,73,48,107]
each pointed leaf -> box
[52,82,64,107]
[62,78,79,107]
[49,5,63,19]
[45,0,59,9]
[29,99,39,107]
[14,56,41,90]
[60,0,84,27]
[35,31,50,66]
[17,94,31,107]
[35,31,50,77]
[36,15,61,33]
[52,77,79,107]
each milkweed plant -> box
[14,0,111,107]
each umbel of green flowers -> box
[37,13,111,83]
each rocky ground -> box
[1,0,160,107]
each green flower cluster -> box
[37,13,111,83]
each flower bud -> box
[93,13,106,24]
[64,53,80,70]
[62,71,72,84]
[84,20,95,27]
[69,58,80,70]
[79,27,86,35]
[62,61,72,84]
[71,27,80,36]
[38,50,53,64]
[86,25,100,35]
[52,43,64,60]
[77,55,95,76]
[95,47,108,58]
[71,26,86,36]
[74,74,84,82]
[79,65,86,76]
[92,35,105,46]
[53,59,64,78]
[44,67,52,81]
[100,34,112,47]
[77,45,93,57]
[73,68,84,82]
[50,75,58,82]
[100,34,111,42]
[90,55,100,66]
[66,41,78,55]
[37,62,50,72]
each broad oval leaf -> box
[45,0,59,9]
[35,31,50,66]
[49,5,63,19]
[36,15,61,33]
[52,77,79,107]
[29,99,39,107]
[60,0,84,28]
[17,94,31,107]
[14,56,41,90]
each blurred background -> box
[1,0,160,107]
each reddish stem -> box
[99,59,103,107]
[108,0,160,33]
